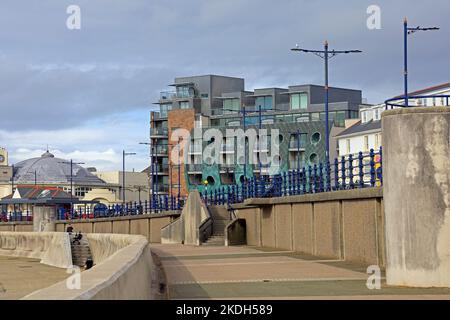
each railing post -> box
[319,163,324,192]
[348,154,354,189]
[313,164,318,193]
[307,165,312,194]
[302,167,307,194]
[379,146,383,185]
[358,151,364,188]
[341,156,346,190]
[288,171,292,195]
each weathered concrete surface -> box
[55,212,179,243]
[33,206,56,232]
[23,234,160,300]
[234,188,384,266]
[225,219,246,246]
[0,256,69,300]
[161,190,210,245]
[383,107,450,287]
[0,232,72,268]
[151,244,450,299]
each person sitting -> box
[72,231,83,245]
[66,225,74,234]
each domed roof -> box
[13,151,106,186]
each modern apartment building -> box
[149,74,363,197]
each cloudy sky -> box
[0,0,448,171]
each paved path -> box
[151,244,450,300]
[0,256,68,300]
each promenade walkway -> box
[0,256,68,300]
[151,244,450,300]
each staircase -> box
[70,234,92,268]
[202,205,231,246]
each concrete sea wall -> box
[0,231,72,268]
[233,187,385,266]
[22,234,159,300]
[383,106,450,287]
[54,212,179,243]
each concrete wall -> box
[383,107,450,287]
[161,190,210,245]
[234,187,384,266]
[22,234,159,300]
[0,231,72,268]
[54,212,179,244]
[0,221,33,232]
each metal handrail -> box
[385,94,450,109]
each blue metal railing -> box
[202,147,382,206]
[385,94,450,109]
[0,211,32,222]
[0,196,186,223]
[58,196,186,221]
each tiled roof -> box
[336,120,381,138]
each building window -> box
[75,187,92,197]
[374,109,380,121]
[255,96,273,110]
[223,98,240,113]
[291,93,308,110]
[334,111,346,127]
[200,93,209,99]
[346,139,351,154]
[361,111,367,123]
[364,135,369,151]
[179,101,190,109]
[159,103,172,117]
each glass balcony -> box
[153,145,168,155]
[187,164,203,173]
[188,145,203,154]
[150,127,168,137]
[160,91,176,100]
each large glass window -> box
[334,111,346,127]
[291,93,308,110]
[176,86,193,98]
[255,96,273,110]
[179,101,190,109]
[223,98,240,113]
[159,103,172,117]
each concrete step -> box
[71,239,92,267]
[208,205,231,220]
[203,235,225,246]
[212,219,231,236]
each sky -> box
[0,0,448,171]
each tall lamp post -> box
[122,150,136,205]
[403,18,439,107]
[59,159,85,214]
[291,41,361,163]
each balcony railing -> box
[187,164,203,172]
[188,145,203,153]
[153,145,168,155]
[160,90,195,100]
[289,141,306,150]
[150,128,168,137]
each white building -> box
[388,82,450,107]
[336,81,450,158]
[336,104,383,158]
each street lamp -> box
[403,18,439,107]
[291,41,362,163]
[122,150,136,204]
[59,159,85,214]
